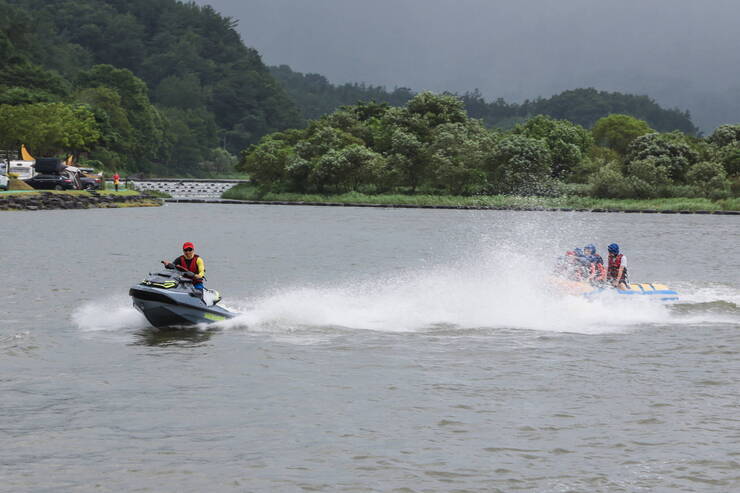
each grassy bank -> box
[223,184,740,212]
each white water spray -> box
[222,251,672,335]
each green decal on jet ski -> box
[204,313,227,321]
[142,280,178,289]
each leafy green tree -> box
[686,161,731,199]
[154,73,205,110]
[706,125,740,177]
[403,92,468,129]
[385,128,427,191]
[310,144,386,192]
[708,124,740,147]
[77,65,166,164]
[490,135,553,195]
[239,136,295,189]
[295,125,363,161]
[160,107,219,174]
[718,147,740,177]
[514,115,593,178]
[623,157,672,198]
[76,86,133,156]
[200,148,238,176]
[590,164,633,199]
[626,132,699,182]
[427,122,494,194]
[0,102,100,155]
[592,114,654,155]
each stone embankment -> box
[0,192,162,211]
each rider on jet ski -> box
[162,241,205,290]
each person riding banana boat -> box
[552,242,678,301]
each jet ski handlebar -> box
[160,261,200,280]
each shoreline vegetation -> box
[222,185,740,213]
[237,93,740,208]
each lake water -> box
[2,204,739,492]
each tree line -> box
[271,65,699,135]
[241,93,739,200]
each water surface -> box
[2,204,739,492]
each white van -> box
[8,160,35,180]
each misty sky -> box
[195,0,740,131]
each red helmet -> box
[182,242,194,250]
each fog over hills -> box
[195,0,740,132]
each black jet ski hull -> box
[129,286,236,329]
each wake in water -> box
[222,252,679,335]
[73,250,739,336]
[73,297,148,333]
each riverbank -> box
[0,190,163,211]
[221,185,740,213]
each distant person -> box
[606,243,628,288]
[113,172,120,191]
[162,242,205,290]
[583,244,606,284]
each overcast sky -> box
[195,0,740,130]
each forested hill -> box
[270,65,415,121]
[272,65,699,135]
[0,0,700,177]
[1,0,301,174]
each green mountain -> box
[271,65,699,135]
[1,0,301,175]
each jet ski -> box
[129,266,237,328]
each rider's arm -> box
[617,255,627,284]
[195,257,205,278]
[161,257,179,269]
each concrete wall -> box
[112,179,246,198]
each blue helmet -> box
[608,243,619,254]
[574,248,584,257]
[584,244,597,254]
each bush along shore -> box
[0,191,163,211]
[220,184,740,214]
[238,93,740,209]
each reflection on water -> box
[132,327,215,347]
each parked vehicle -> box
[24,158,83,190]
[78,167,103,190]
[0,171,8,191]
[34,158,66,174]
[80,176,102,190]
[24,173,79,190]
[8,160,35,180]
